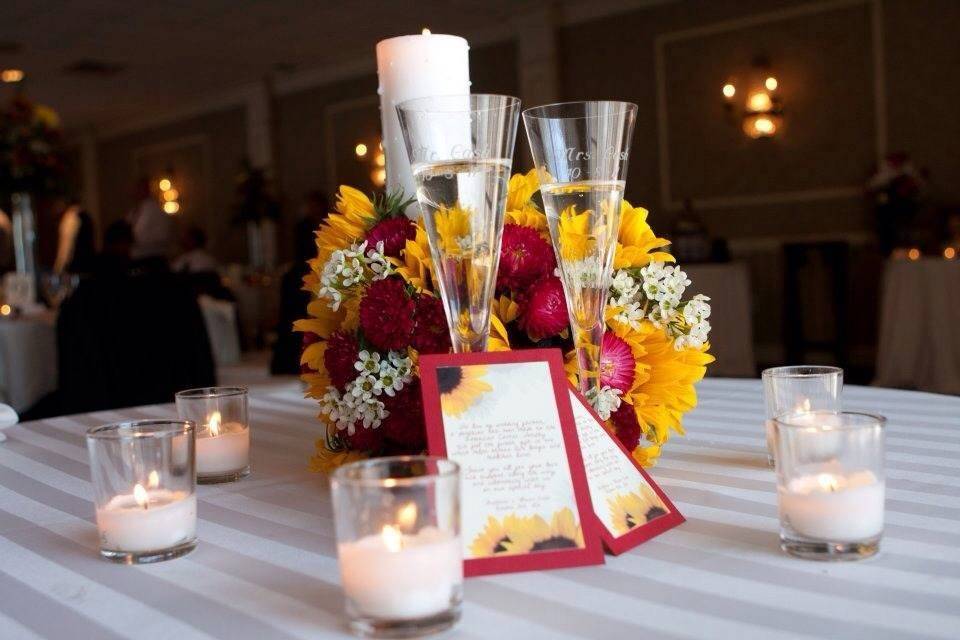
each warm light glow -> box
[422,28,431,35]
[147,470,160,488]
[397,502,418,531]
[381,524,404,552]
[371,167,386,187]
[355,143,368,157]
[754,116,775,135]
[133,483,149,509]
[374,152,385,167]
[158,178,172,191]
[163,201,180,215]
[0,304,10,316]
[1,69,24,83]
[765,76,779,91]
[383,478,398,488]
[908,248,921,261]
[945,247,956,260]
[207,411,222,437]
[162,188,179,202]
[722,83,736,98]
[748,91,773,112]
[817,474,840,493]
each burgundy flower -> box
[411,294,451,354]
[323,331,360,388]
[517,276,569,341]
[496,224,555,291]
[611,403,642,451]
[346,424,384,452]
[359,277,415,351]
[382,381,426,451]
[367,217,415,258]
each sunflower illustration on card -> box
[420,349,604,577]
[568,388,683,554]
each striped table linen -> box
[0,378,957,639]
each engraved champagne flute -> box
[523,101,637,401]
[397,94,521,353]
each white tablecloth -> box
[875,258,960,394]
[0,312,57,412]
[0,379,956,639]
[684,262,755,377]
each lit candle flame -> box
[421,28,431,35]
[397,502,418,531]
[147,470,160,488]
[133,483,149,509]
[208,411,222,437]
[797,398,811,414]
[381,524,404,552]
[817,474,840,492]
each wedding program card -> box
[569,389,684,554]
[420,349,604,577]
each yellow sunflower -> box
[556,205,595,261]
[437,365,492,417]
[507,508,585,553]
[608,484,668,535]
[469,515,529,558]
[433,204,472,255]
[613,201,674,269]
[308,438,366,473]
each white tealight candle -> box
[96,483,197,552]
[779,469,884,541]
[338,524,462,619]
[376,30,470,217]
[196,411,250,476]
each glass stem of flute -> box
[573,321,604,397]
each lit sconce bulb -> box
[748,92,773,112]
[355,143,368,158]
[162,188,179,202]
[0,304,11,316]
[765,76,778,91]
[374,152,385,167]
[371,168,386,187]
[945,247,957,260]
[158,178,172,192]
[908,248,921,261]
[163,201,180,215]
[754,116,776,136]
[422,28,431,35]
[722,83,736,99]
[1,69,24,83]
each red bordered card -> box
[567,388,684,554]
[420,348,605,577]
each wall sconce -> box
[356,138,386,187]
[723,60,783,139]
[158,173,181,215]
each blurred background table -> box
[684,262,755,377]
[0,310,57,412]
[875,258,960,394]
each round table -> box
[0,310,57,412]
[0,379,956,639]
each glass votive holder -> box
[175,387,250,484]
[86,420,198,564]
[762,366,843,467]
[774,411,885,561]
[331,456,462,638]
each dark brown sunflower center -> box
[437,367,463,394]
[625,514,637,529]
[645,506,667,521]
[493,537,511,553]
[530,536,579,552]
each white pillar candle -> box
[376,30,470,218]
[96,485,197,552]
[779,470,884,541]
[196,411,249,476]
[338,525,462,619]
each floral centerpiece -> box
[0,96,66,199]
[296,171,713,471]
[867,151,927,256]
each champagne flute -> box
[523,101,637,400]
[397,94,521,353]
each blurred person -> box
[127,177,172,261]
[0,207,12,273]
[271,190,329,374]
[53,197,96,274]
[92,220,134,275]
[172,225,218,273]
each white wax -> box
[376,32,470,217]
[96,490,197,552]
[196,421,249,475]
[779,470,884,541]
[338,526,462,619]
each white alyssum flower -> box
[320,349,416,434]
[586,385,624,421]
[317,241,394,310]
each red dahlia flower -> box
[359,277,415,351]
[611,403,642,450]
[324,331,360,388]
[496,224,556,291]
[518,276,568,341]
[346,423,384,451]
[411,294,451,354]
[382,381,426,451]
[367,216,415,258]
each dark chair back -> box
[57,271,216,413]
